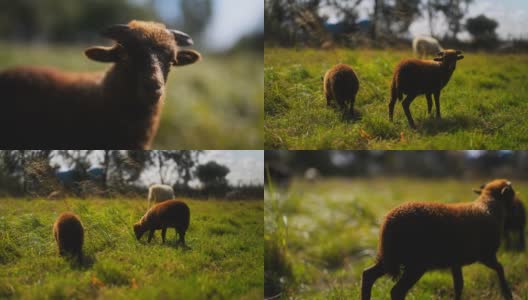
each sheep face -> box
[475,179,515,209]
[433,49,464,71]
[133,222,147,240]
[85,20,201,102]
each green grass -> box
[264,48,528,149]
[264,177,528,299]
[0,43,263,149]
[0,198,263,299]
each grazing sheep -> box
[323,64,359,116]
[412,36,444,58]
[474,187,526,251]
[148,184,175,207]
[134,200,190,246]
[361,179,514,300]
[0,20,201,149]
[53,212,84,263]
[388,49,464,128]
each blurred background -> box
[265,0,528,51]
[0,150,263,200]
[266,150,528,182]
[0,0,264,149]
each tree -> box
[466,14,498,47]
[431,0,473,41]
[195,161,230,196]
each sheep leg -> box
[147,230,155,243]
[177,229,186,246]
[361,262,385,300]
[433,91,441,119]
[451,266,463,300]
[390,267,425,300]
[401,95,417,129]
[161,228,167,244]
[426,94,433,116]
[481,257,513,300]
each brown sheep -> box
[133,199,190,246]
[0,20,201,149]
[361,179,514,300]
[53,212,84,264]
[474,187,526,251]
[323,64,359,116]
[388,49,464,128]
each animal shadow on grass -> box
[67,253,96,270]
[419,114,478,135]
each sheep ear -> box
[433,57,442,62]
[85,46,122,63]
[501,185,513,197]
[457,55,464,60]
[473,188,482,195]
[173,50,201,67]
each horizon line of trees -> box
[265,0,526,51]
[0,150,263,200]
[265,150,528,180]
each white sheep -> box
[412,36,444,58]
[148,184,175,207]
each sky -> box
[52,150,264,187]
[156,0,263,51]
[321,0,528,40]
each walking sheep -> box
[361,179,515,300]
[134,200,190,247]
[0,20,201,149]
[412,36,444,58]
[53,212,84,264]
[323,64,359,116]
[389,49,464,128]
[474,186,526,250]
[148,184,175,207]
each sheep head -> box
[133,222,147,240]
[474,179,515,209]
[85,20,201,101]
[433,49,464,71]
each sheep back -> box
[323,64,359,109]
[137,200,190,234]
[391,59,448,96]
[377,201,500,278]
[53,212,84,261]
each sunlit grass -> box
[264,48,528,149]
[0,197,263,299]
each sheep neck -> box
[476,194,506,223]
[436,62,457,88]
[100,63,164,148]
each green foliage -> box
[265,178,528,299]
[0,198,263,299]
[264,48,528,149]
[0,44,263,149]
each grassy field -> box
[0,198,263,299]
[0,43,263,149]
[264,48,528,149]
[265,177,528,299]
